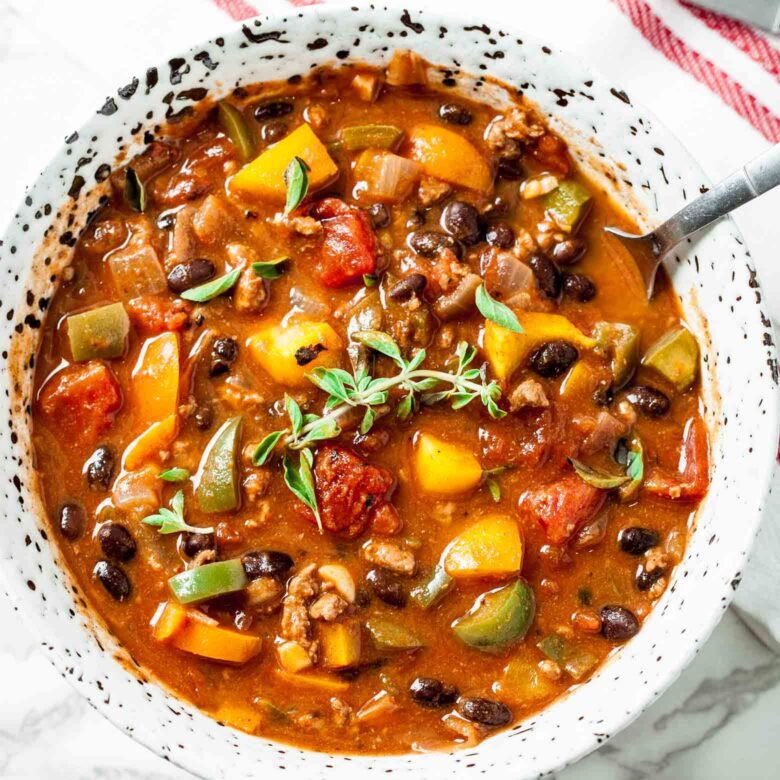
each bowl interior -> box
[0,5,777,780]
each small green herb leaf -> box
[307,367,352,403]
[284,156,310,215]
[180,267,241,302]
[363,274,378,287]
[475,284,523,333]
[253,430,284,466]
[299,416,341,445]
[352,329,404,366]
[569,458,630,489]
[123,167,146,213]
[158,467,190,482]
[142,490,213,535]
[285,395,304,437]
[360,407,376,435]
[252,257,289,280]
[283,451,321,531]
[217,101,255,162]
[486,478,501,502]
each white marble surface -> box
[1,1,779,778]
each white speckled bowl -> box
[0,5,777,779]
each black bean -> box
[368,203,390,229]
[562,272,596,302]
[183,531,216,558]
[167,259,216,294]
[485,223,515,249]
[529,253,561,298]
[636,565,665,592]
[98,523,136,562]
[242,550,294,581]
[409,677,459,708]
[94,561,131,601]
[441,201,481,245]
[261,120,288,143]
[619,527,659,556]
[406,210,425,229]
[85,446,115,491]
[408,230,460,258]
[387,273,427,302]
[457,697,512,727]
[193,404,213,431]
[59,503,85,541]
[366,569,406,607]
[600,605,639,641]
[593,381,614,407]
[438,102,472,125]
[551,238,587,265]
[625,386,671,418]
[482,195,510,217]
[496,156,524,181]
[253,100,294,121]
[210,336,239,377]
[527,341,578,378]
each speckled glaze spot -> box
[0,6,777,780]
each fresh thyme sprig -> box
[142,490,214,536]
[254,330,503,465]
[252,330,504,528]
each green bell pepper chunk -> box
[67,302,130,361]
[537,632,598,680]
[452,580,535,651]
[594,321,641,390]
[341,124,404,151]
[618,435,644,502]
[409,565,453,609]
[544,180,592,233]
[217,101,255,163]
[366,618,425,650]
[169,558,248,604]
[196,416,242,513]
[642,327,699,391]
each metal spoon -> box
[605,143,780,299]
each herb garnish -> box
[252,257,289,280]
[363,274,378,287]
[123,167,146,213]
[475,283,523,333]
[158,467,190,482]
[180,267,241,302]
[253,332,504,526]
[569,458,631,489]
[142,490,213,535]
[284,156,310,214]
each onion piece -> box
[112,466,160,515]
[354,150,421,202]
[289,286,331,319]
[481,249,532,301]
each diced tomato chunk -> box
[310,198,377,288]
[519,472,606,545]
[38,361,122,446]
[645,417,709,500]
[301,445,396,539]
[127,296,190,334]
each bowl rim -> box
[0,3,777,778]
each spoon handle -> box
[654,143,780,252]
